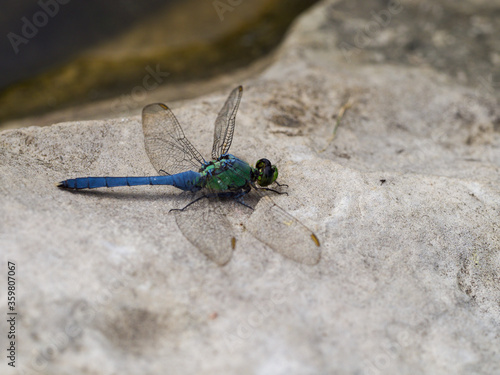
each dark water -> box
[0,0,319,125]
[1,0,173,89]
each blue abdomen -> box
[58,170,201,191]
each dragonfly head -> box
[255,158,278,187]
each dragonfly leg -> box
[253,185,288,196]
[209,186,253,210]
[250,181,287,196]
[232,187,254,210]
[234,198,254,210]
[275,181,289,188]
[262,187,288,195]
[169,194,209,212]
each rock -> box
[1,0,499,374]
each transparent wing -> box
[142,103,206,175]
[173,161,321,266]
[211,86,243,159]
[211,159,320,265]
[206,160,321,265]
[173,191,236,266]
[245,195,321,265]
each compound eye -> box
[255,159,269,170]
[256,159,278,187]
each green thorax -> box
[198,154,254,191]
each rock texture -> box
[1,0,499,374]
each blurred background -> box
[0,0,319,129]
[1,0,499,130]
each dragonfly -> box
[58,86,321,265]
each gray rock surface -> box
[1,0,499,374]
